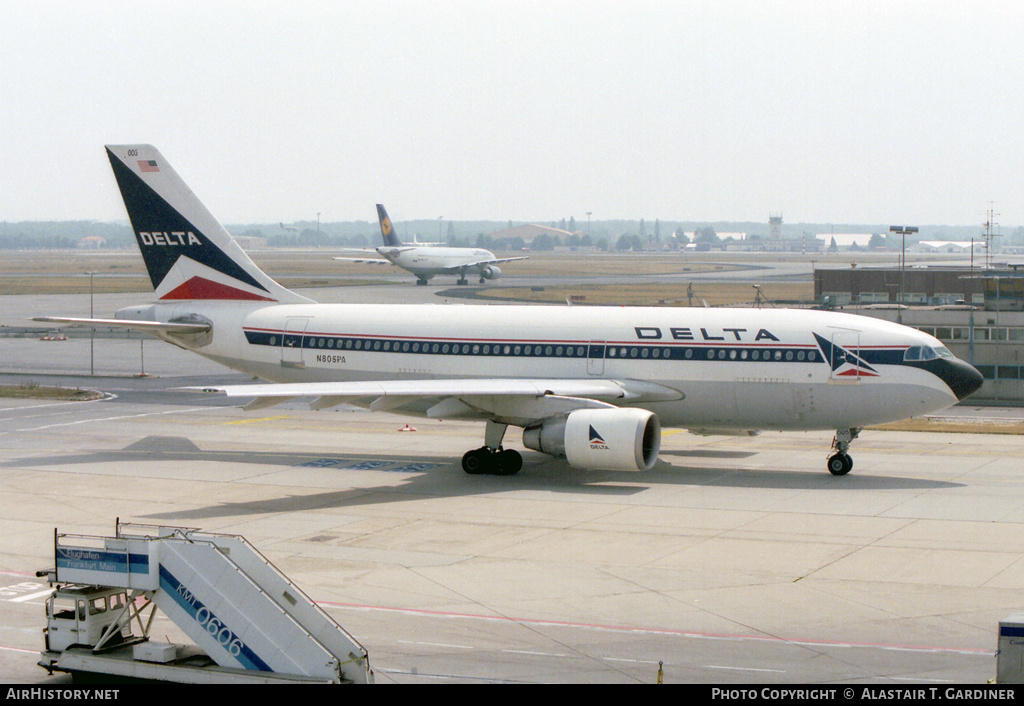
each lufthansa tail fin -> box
[376,204,403,247]
[105,145,311,304]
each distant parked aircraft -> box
[333,204,527,285]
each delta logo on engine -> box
[589,426,609,450]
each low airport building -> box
[815,265,1024,402]
[487,224,579,244]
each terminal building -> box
[815,265,1024,403]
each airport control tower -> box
[769,213,783,240]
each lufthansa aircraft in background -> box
[37,145,983,477]
[333,204,527,285]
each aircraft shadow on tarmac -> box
[7,435,962,521]
[660,449,757,459]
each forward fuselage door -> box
[282,317,309,368]
[587,341,606,375]
[829,329,862,381]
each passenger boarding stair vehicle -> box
[38,522,373,684]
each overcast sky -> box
[3,0,1023,228]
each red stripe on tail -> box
[159,277,277,302]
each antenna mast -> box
[983,205,1001,269]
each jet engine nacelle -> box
[522,408,661,472]
[480,265,502,280]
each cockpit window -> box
[904,345,948,362]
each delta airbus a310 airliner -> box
[38,145,983,477]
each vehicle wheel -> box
[493,449,522,476]
[827,453,852,476]
[462,448,492,474]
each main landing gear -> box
[462,447,523,475]
[827,428,860,476]
[461,421,523,476]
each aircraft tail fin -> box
[376,204,403,247]
[105,145,311,304]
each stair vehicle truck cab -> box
[38,522,373,684]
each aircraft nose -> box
[945,359,984,401]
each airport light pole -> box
[89,271,95,376]
[889,225,918,324]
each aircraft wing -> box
[333,245,418,265]
[33,316,211,335]
[436,256,528,273]
[331,256,392,265]
[184,377,683,425]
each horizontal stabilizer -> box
[33,316,211,334]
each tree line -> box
[5,220,1021,251]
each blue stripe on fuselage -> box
[242,328,911,366]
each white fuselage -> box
[379,246,497,278]
[123,301,967,432]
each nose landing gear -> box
[827,428,860,476]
